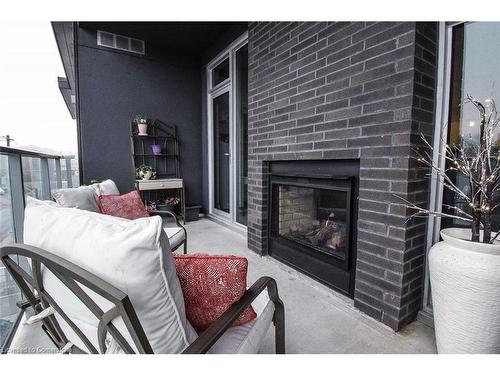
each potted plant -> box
[156,197,179,212]
[403,96,500,353]
[135,114,149,136]
[135,164,156,181]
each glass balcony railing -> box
[0,146,78,352]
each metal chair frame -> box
[1,244,285,354]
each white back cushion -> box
[23,198,193,353]
[52,185,100,212]
[52,180,119,213]
[89,179,120,196]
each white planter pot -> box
[138,123,148,136]
[429,228,500,353]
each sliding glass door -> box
[422,22,500,317]
[442,22,500,231]
[212,91,231,214]
[207,34,248,226]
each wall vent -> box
[97,30,145,55]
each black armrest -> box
[150,210,187,253]
[182,276,285,354]
[150,210,181,225]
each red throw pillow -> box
[98,190,149,220]
[173,253,257,332]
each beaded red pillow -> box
[98,190,149,220]
[173,253,257,332]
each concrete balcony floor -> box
[189,218,436,354]
[8,218,436,354]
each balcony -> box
[0,149,436,354]
[2,20,442,355]
[4,218,437,354]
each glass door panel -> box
[213,92,230,214]
[0,154,22,348]
[21,157,43,200]
[0,155,15,245]
[443,22,500,231]
[235,45,248,226]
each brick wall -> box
[247,22,438,331]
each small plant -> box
[135,164,156,180]
[134,114,148,125]
[402,95,500,244]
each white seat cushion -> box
[208,291,275,354]
[23,198,196,353]
[163,226,185,249]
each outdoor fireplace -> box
[269,160,359,297]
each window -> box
[211,58,230,87]
[442,22,500,232]
[421,22,500,315]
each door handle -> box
[224,153,230,156]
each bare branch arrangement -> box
[404,95,500,244]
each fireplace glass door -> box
[277,185,349,261]
[268,168,357,296]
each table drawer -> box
[136,179,183,191]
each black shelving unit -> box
[130,119,185,222]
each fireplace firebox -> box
[268,160,359,297]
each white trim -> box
[231,41,249,227]
[422,21,463,313]
[206,32,249,226]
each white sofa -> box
[0,198,285,354]
[51,180,187,253]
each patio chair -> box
[51,179,187,253]
[1,198,285,354]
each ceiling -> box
[80,22,247,56]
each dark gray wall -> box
[76,26,203,205]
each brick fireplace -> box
[246,22,438,331]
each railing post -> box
[8,154,25,243]
[65,158,73,188]
[40,157,51,200]
[55,158,63,189]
